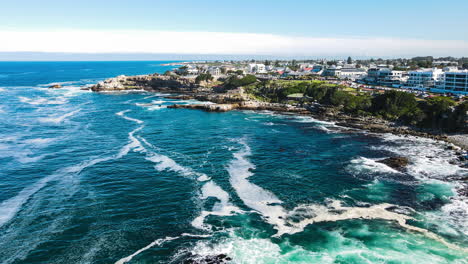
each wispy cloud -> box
[1,30,467,57]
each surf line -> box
[115,233,211,264]
[139,139,242,231]
[227,138,468,252]
[116,109,241,231]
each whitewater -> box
[0,61,466,264]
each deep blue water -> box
[0,62,467,264]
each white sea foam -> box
[115,233,211,264]
[227,139,295,234]
[226,139,466,251]
[23,138,55,146]
[369,133,468,237]
[287,200,467,252]
[147,105,166,111]
[143,95,159,99]
[192,181,241,230]
[188,227,464,264]
[293,115,336,126]
[51,86,91,98]
[151,100,166,105]
[0,157,107,228]
[18,96,68,105]
[0,174,56,227]
[38,109,80,124]
[0,126,143,228]
[347,156,401,175]
[135,99,168,111]
[138,137,240,230]
[441,197,468,236]
[117,126,146,157]
[0,144,48,163]
[145,152,209,181]
[116,110,144,124]
[376,133,468,179]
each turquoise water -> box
[0,62,467,264]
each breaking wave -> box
[226,138,466,252]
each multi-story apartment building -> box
[322,66,341,77]
[432,70,468,94]
[365,68,406,87]
[247,63,266,73]
[337,68,367,80]
[403,68,443,91]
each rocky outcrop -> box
[377,157,409,171]
[89,72,464,150]
[90,74,203,92]
[48,84,62,89]
[91,75,127,91]
[168,101,310,113]
[168,103,237,112]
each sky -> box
[1,0,467,59]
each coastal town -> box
[166,56,468,97]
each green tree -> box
[371,90,420,121]
[451,101,468,131]
[347,56,352,64]
[195,73,213,84]
[419,96,455,129]
[224,74,257,89]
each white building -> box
[176,65,199,75]
[365,68,405,86]
[337,68,367,80]
[432,70,468,94]
[322,66,342,77]
[207,67,221,76]
[403,68,443,91]
[248,64,266,73]
[380,70,406,87]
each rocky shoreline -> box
[88,74,468,154]
[166,94,466,151]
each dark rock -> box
[167,103,236,112]
[184,254,232,264]
[48,84,62,89]
[377,157,409,171]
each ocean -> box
[0,61,466,264]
